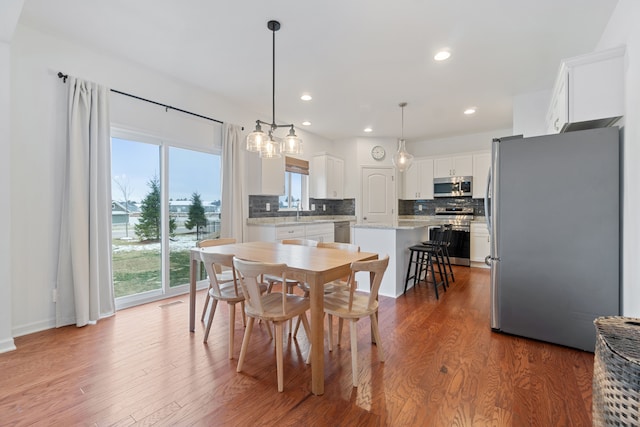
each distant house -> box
[111,201,139,224]
[168,200,220,214]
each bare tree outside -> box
[113,174,134,239]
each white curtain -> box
[220,123,245,241]
[56,76,115,327]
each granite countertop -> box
[246,215,356,226]
[352,223,428,230]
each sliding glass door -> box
[111,130,221,308]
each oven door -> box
[430,225,470,266]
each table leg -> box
[310,279,324,395]
[190,255,197,332]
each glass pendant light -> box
[246,20,302,157]
[392,102,414,172]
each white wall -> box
[595,0,640,316]
[512,89,551,137]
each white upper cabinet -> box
[434,155,473,178]
[402,158,434,200]
[472,152,491,199]
[248,154,285,195]
[310,154,344,199]
[546,46,625,134]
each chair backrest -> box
[233,257,288,316]
[281,238,318,247]
[347,255,389,311]
[317,241,360,252]
[197,238,236,248]
[200,251,240,298]
[197,238,236,273]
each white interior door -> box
[361,167,396,224]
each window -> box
[279,157,309,210]
[111,130,221,308]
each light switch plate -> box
[266,203,270,211]
[311,204,316,211]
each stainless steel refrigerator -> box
[486,127,620,352]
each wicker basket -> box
[593,317,640,426]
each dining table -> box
[189,240,378,395]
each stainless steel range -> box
[430,207,473,266]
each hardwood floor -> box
[0,267,594,426]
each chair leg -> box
[241,302,246,327]
[338,318,344,347]
[293,313,304,338]
[201,285,211,321]
[203,298,218,343]
[237,317,254,373]
[370,313,385,362]
[350,320,358,387]
[228,302,236,359]
[275,322,284,392]
[299,314,312,365]
[327,314,334,351]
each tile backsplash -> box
[398,198,486,216]
[249,195,355,218]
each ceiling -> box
[19,0,619,141]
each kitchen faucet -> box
[296,202,301,221]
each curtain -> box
[56,76,115,327]
[220,123,245,241]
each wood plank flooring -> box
[0,266,594,426]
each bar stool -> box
[422,225,455,284]
[403,244,448,299]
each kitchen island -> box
[352,223,429,297]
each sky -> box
[111,137,221,203]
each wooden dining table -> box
[189,241,378,395]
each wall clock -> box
[371,145,386,161]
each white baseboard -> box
[0,337,16,353]
[12,318,56,339]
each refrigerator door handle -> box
[484,168,492,235]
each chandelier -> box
[392,102,414,172]
[246,20,302,158]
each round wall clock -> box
[371,145,386,161]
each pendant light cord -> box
[271,26,276,128]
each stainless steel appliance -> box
[433,176,472,198]
[334,221,350,243]
[430,207,473,266]
[487,127,620,352]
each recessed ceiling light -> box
[300,94,312,101]
[302,121,311,126]
[434,50,451,61]
[464,108,477,115]
[364,127,373,133]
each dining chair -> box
[200,251,269,359]
[293,241,361,338]
[324,255,389,387]
[265,238,318,294]
[233,257,312,392]
[196,238,236,321]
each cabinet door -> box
[470,223,490,263]
[403,161,420,199]
[327,157,344,199]
[417,159,434,199]
[434,157,453,178]
[472,153,491,199]
[452,155,473,176]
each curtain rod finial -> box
[57,72,68,83]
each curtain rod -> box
[57,72,242,129]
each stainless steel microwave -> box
[433,176,473,198]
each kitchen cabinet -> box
[402,158,434,200]
[248,154,285,195]
[434,155,473,178]
[472,152,491,199]
[247,222,334,243]
[470,222,490,268]
[310,154,344,199]
[546,46,625,134]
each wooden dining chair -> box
[197,238,236,321]
[233,257,312,392]
[323,255,389,387]
[265,239,318,294]
[200,251,269,359]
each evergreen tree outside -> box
[134,175,176,241]
[185,192,208,240]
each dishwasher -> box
[334,221,351,243]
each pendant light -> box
[392,102,414,172]
[246,20,303,158]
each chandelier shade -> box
[246,20,302,157]
[392,102,414,172]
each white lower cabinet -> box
[470,222,490,268]
[248,222,334,243]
